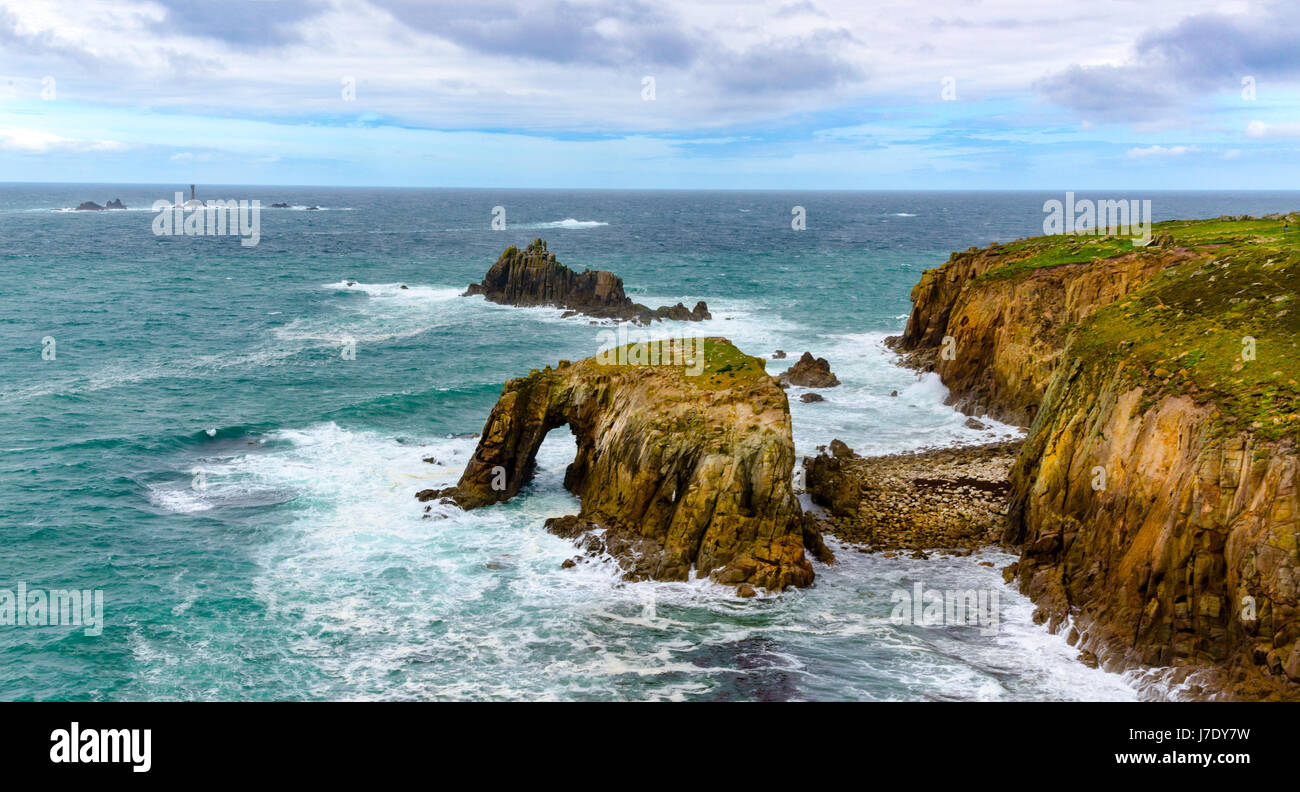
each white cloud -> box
[1125,144,1198,158]
[1246,120,1300,139]
[0,127,126,152]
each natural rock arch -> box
[421,338,831,590]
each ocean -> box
[3,186,1297,701]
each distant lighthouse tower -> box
[182,184,204,209]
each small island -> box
[465,239,710,324]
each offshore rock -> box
[419,337,831,590]
[778,352,840,388]
[465,239,710,324]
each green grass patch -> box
[979,215,1300,283]
[1067,235,1300,440]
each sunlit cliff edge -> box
[889,214,1300,699]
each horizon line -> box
[4,181,1300,193]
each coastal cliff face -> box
[891,239,1185,426]
[894,216,1300,698]
[422,337,830,591]
[465,239,710,324]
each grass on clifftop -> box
[981,215,1300,283]
[1063,225,1300,441]
[591,337,769,391]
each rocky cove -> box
[435,221,1299,699]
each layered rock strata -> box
[890,216,1300,698]
[420,337,832,590]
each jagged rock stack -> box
[465,239,710,324]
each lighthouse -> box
[182,184,204,210]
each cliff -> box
[420,337,832,591]
[893,215,1300,698]
[465,239,710,324]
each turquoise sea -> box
[3,186,1297,701]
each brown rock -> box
[778,352,840,388]
[424,337,817,590]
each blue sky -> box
[1,0,1298,188]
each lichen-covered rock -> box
[464,239,710,324]
[421,337,831,590]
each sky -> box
[0,0,1297,189]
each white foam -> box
[127,415,1136,700]
[518,218,609,229]
[325,281,462,301]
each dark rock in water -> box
[772,350,787,359]
[778,352,840,388]
[305,205,320,210]
[890,390,899,397]
[561,558,576,569]
[400,284,409,290]
[75,201,105,211]
[270,202,291,208]
[105,198,127,209]
[464,239,710,324]
[422,457,438,464]
[964,416,988,430]
[345,281,355,286]
[799,393,825,403]
[737,584,757,598]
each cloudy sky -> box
[0,0,1297,188]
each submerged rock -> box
[464,239,710,324]
[419,337,831,590]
